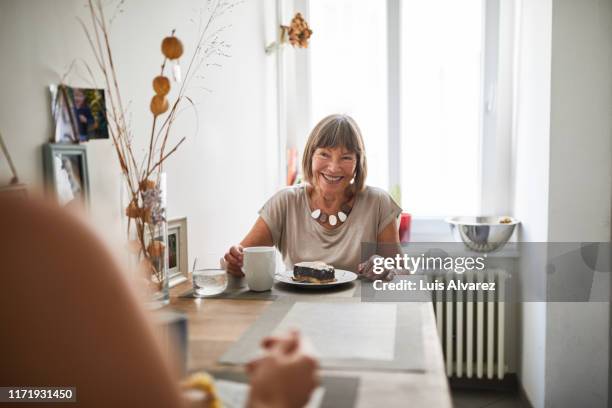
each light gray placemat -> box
[179,279,359,300]
[216,380,325,408]
[210,371,360,408]
[219,298,425,372]
[275,303,397,361]
[178,286,278,300]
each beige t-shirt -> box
[258,184,402,272]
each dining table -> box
[167,277,452,408]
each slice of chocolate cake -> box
[293,261,336,283]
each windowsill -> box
[407,216,520,258]
[409,216,454,242]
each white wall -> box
[0,0,280,267]
[511,0,552,406]
[545,0,612,406]
[512,0,612,406]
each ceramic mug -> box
[242,246,276,291]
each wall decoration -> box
[0,129,21,185]
[78,0,236,307]
[50,84,109,143]
[0,129,27,196]
[167,217,189,287]
[266,12,313,54]
[42,143,90,206]
[50,84,78,143]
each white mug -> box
[243,246,276,292]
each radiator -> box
[431,268,508,380]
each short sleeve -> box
[258,188,291,246]
[375,188,403,235]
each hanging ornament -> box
[150,95,169,116]
[172,64,182,83]
[153,75,171,96]
[286,13,313,48]
[265,12,313,55]
[161,33,183,83]
[161,36,183,60]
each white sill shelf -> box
[407,217,520,258]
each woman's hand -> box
[357,254,396,281]
[223,245,244,277]
[247,330,319,408]
[224,217,275,278]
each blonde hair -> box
[302,114,368,192]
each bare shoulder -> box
[276,184,305,197]
[267,184,306,204]
[359,185,395,202]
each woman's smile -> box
[321,173,344,184]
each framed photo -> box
[43,143,90,206]
[50,84,109,143]
[50,84,77,143]
[167,217,189,287]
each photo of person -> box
[50,85,109,143]
[43,143,90,207]
[50,84,78,143]
[66,86,109,142]
[73,89,94,141]
[168,230,178,270]
[53,153,84,206]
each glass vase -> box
[121,172,169,308]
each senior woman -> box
[224,114,402,280]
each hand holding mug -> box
[223,244,244,277]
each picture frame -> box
[49,84,109,143]
[167,217,189,287]
[42,143,90,206]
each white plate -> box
[275,269,358,288]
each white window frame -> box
[390,0,511,240]
[294,0,512,239]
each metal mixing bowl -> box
[446,216,520,252]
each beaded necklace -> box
[309,189,354,227]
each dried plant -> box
[79,0,236,288]
[265,12,313,54]
[283,13,313,48]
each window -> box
[307,0,498,217]
[309,0,388,190]
[400,0,483,216]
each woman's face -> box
[311,146,357,195]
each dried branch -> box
[147,137,186,180]
[80,0,236,289]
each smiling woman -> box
[223,114,403,279]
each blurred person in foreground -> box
[0,194,318,408]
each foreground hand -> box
[357,254,396,281]
[223,244,244,277]
[247,330,319,408]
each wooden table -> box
[168,281,452,408]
